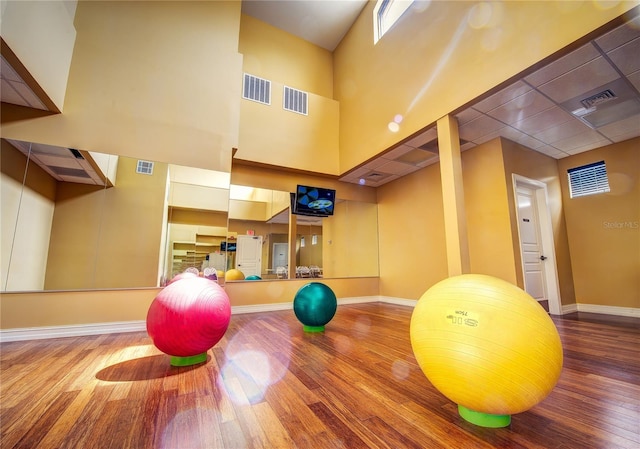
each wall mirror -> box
[1,137,379,292]
[226,183,380,281]
[1,138,230,292]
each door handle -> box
[540,255,547,261]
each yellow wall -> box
[237,14,339,174]
[463,139,518,283]
[1,1,240,172]
[377,163,448,300]
[0,0,77,110]
[44,157,168,289]
[323,200,379,277]
[1,141,57,291]
[0,289,159,329]
[334,1,635,173]
[501,138,576,306]
[224,277,379,308]
[557,138,639,309]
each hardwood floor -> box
[1,303,639,448]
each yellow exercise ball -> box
[225,269,245,281]
[410,274,562,427]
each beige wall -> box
[44,157,168,289]
[377,163,448,300]
[0,0,77,110]
[557,138,639,309]
[501,138,576,306]
[1,141,57,291]
[334,1,634,173]
[237,14,339,174]
[1,1,240,172]
[463,139,518,283]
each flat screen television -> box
[220,242,236,251]
[291,184,336,217]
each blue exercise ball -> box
[245,275,262,280]
[293,282,337,332]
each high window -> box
[567,161,611,198]
[373,0,414,44]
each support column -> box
[288,211,297,279]
[437,114,470,276]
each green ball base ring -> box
[170,353,207,366]
[458,405,511,428]
[303,325,326,333]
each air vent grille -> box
[283,86,308,115]
[243,73,271,105]
[50,166,91,178]
[581,90,616,109]
[136,160,154,175]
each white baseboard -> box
[574,303,639,317]
[3,297,635,342]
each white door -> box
[516,186,547,301]
[272,243,288,271]
[235,235,262,277]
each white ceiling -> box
[2,2,639,190]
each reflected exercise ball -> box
[225,269,245,281]
[147,276,231,366]
[245,275,262,281]
[293,282,337,332]
[410,274,562,428]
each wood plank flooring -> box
[1,303,639,448]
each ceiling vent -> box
[283,86,308,115]
[581,89,616,109]
[243,73,271,105]
[50,166,91,178]
[69,148,84,159]
[563,78,640,129]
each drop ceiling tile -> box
[404,128,437,148]
[597,113,640,140]
[533,117,592,143]
[455,107,482,125]
[458,114,504,141]
[394,148,438,165]
[629,69,640,92]
[10,81,47,110]
[376,160,420,175]
[563,138,613,155]
[474,81,532,113]
[551,130,611,152]
[485,90,555,125]
[595,15,640,52]
[384,144,415,159]
[362,158,389,170]
[1,79,25,106]
[607,37,640,75]
[416,155,439,167]
[345,166,371,179]
[537,57,620,104]
[608,129,640,143]
[510,106,575,134]
[534,145,567,159]
[524,42,600,87]
[460,142,477,152]
[35,154,83,169]
[474,126,527,146]
[513,133,546,150]
[0,56,23,82]
[32,143,73,157]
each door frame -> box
[512,174,562,315]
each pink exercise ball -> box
[147,276,231,364]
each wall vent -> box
[283,86,308,115]
[136,160,154,175]
[243,73,271,105]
